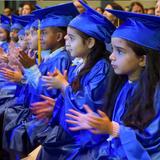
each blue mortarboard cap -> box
[11,23,23,31]
[106,9,160,51]
[1,14,10,24]
[69,0,116,43]
[0,14,10,31]
[11,15,29,31]
[13,14,35,22]
[32,2,79,29]
[24,22,33,31]
[30,19,39,29]
[13,14,36,31]
[18,28,25,36]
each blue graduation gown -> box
[3,49,72,153]
[98,81,160,160]
[37,58,110,160]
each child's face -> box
[18,35,28,51]
[22,4,31,15]
[0,28,8,41]
[41,27,58,50]
[29,28,38,50]
[64,27,90,58]
[24,30,31,42]
[103,4,113,20]
[110,37,145,80]
[155,0,160,16]
[131,4,143,14]
[10,29,19,42]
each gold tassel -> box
[37,19,41,64]
[117,18,120,27]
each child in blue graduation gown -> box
[0,14,10,54]
[10,15,28,45]
[33,1,116,159]
[3,3,79,157]
[0,15,35,102]
[66,9,160,160]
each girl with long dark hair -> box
[66,9,160,160]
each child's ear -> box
[56,32,64,42]
[87,37,95,49]
[139,55,146,67]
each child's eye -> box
[70,37,74,41]
[68,35,75,41]
[117,49,124,55]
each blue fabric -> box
[3,49,71,154]
[11,23,23,31]
[32,2,79,20]
[37,59,110,159]
[13,14,35,22]
[12,14,35,31]
[30,20,39,30]
[18,29,25,36]
[107,9,160,51]
[98,81,160,160]
[30,49,72,102]
[1,14,10,24]
[0,23,10,32]
[11,15,29,31]
[0,14,10,31]
[69,0,116,43]
[32,2,79,29]
[40,15,74,29]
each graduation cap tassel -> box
[37,19,41,65]
[117,18,120,27]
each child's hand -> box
[30,95,55,120]
[66,105,97,131]
[18,50,36,68]
[0,55,9,63]
[42,69,69,91]
[66,105,114,135]
[66,104,95,131]
[0,67,22,82]
[0,47,4,55]
[87,110,113,135]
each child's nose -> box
[109,52,116,61]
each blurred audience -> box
[73,0,87,13]
[95,7,104,14]
[103,3,123,26]
[147,7,155,15]
[3,8,12,18]
[21,2,35,15]
[130,1,144,13]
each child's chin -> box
[113,69,122,75]
[70,52,77,57]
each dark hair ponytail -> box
[102,69,127,119]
